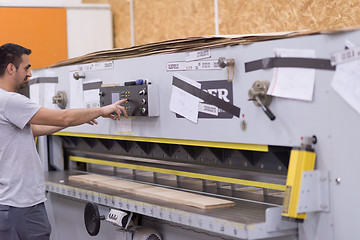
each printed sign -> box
[176,80,234,119]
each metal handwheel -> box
[84,202,105,236]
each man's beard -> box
[21,81,29,89]
[17,79,29,91]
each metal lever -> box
[248,80,276,121]
[254,96,276,121]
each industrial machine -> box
[32,28,360,240]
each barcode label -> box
[167,60,221,71]
[330,47,360,66]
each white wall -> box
[66,8,113,58]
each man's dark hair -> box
[0,43,32,77]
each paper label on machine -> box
[331,59,360,115]
[83,79,102,108]
[330,46,360,66]
[170,74,201,123]
[116,118,133,135]
[199,103,218,116]
[267,48,316,101]
[167,60,221,71]
[185,48,211,62]
[174,80,234,119]
[78,61,114,72]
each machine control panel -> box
[99,83,159,117]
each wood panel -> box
[83,0,360,47]
[133,0,214,45]
[69,174,235,210]
[0,7,67,69]
[218,0,360,34]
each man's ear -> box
[6,63,15,75]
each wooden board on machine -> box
[69,174,234,210]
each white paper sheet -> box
[331,59,360,115]
[83,79,102,109]
[29,82,40,105]
[116,118,134,134]
[29,70,57,109]
[43,83,57,109]
[267,48,316,101]
[69,70,84,109]
[83,89,100,108]
[169,73,201,123]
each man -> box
[0,43,128,240]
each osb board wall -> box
[219,0,360,34]
[133,0,214,46]
[83,0,360,48]
[83,0,214,48]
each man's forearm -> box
[62,108,104,126]
[29,99,126,127]
[31,125,66,137]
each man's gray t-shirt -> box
[0,88,46,207]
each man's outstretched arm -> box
[29,99,128,136]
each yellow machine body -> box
[282,147,316,222]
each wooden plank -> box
[137,185,234,210]
[69,174,234,209]
[102,179,153,194]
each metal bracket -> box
[266,207,298,232]
[297,170,330,213]
[218,57,235,82]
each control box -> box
[99,83,159,117]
